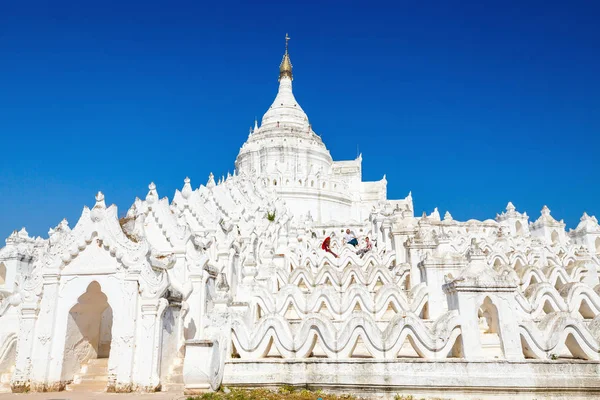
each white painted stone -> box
[0,39,599,397]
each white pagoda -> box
[0,37,599,399]
[235,34,406,224]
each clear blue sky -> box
[1,0,598,239]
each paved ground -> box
[0,392,188,400]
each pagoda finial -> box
[279,33,293,81]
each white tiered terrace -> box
[0,39,599,399]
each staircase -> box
[162,357,184,392]
[67,358,109,392]
[0,366,14,392]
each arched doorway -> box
[551,231,559,245]
[595,237,600,255]
[0,262,6,285]
[515,221,523,236]
[61,281,113,385]
[478,297,504,359]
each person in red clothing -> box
[321,236,338,258]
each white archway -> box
[478,297,504,359]
[44,275,138,388]
[61,281,113,383]
[551,231,559,245]
[515,221,523,236]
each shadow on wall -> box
[478,296,504,359]
[61,281,113,383]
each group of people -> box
[321,229,372,259]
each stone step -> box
[162,382,184,392]
[68,382,107,392]
[88,358,109,366]
[0,373,11,385]
[80,374,109,382]
[167,373,183,384]
[85,364,110,374]
[68,357,110,392]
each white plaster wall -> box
[98,306,113,358]
[279,193,353,222]
[0,333,16,376]
[159,305,180,382]
[144,217,173,251]
[0,260,19,290]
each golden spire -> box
[279,33,293,81]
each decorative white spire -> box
[257,34,309,131]
[182,177,192,200]
[95,191,106,209]
[541,205,551,217]
[207,172,216,189]
[279,33,292,81]
[146,182,158,204]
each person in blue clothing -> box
[344,228,359,247]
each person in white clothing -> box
[344,228,358,247]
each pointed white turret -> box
[146,182,158,205]
[496,201,529,236]
[206,172,216,189]
[506,202,516,212]
[182,177,192,200]
[260,35,309,131]
[530,205,566,245]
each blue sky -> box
[1,0,598,239]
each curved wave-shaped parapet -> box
[559,282,600,318]
[231,311,461,360]
[375,283,428,317]
[287,267,316,288]
[253,283,421,322]
[518,281,600,319]
[289,242,396,273]
[510,252,533,272]
[282,265,401,292]
[514,290,533,316]
[523,282,568,318]
[587,314,600,340]
[519,312,600,360]
[569,265,592,284]
[232,315,297,359]
[546,266,573,289]
[518,266,546,289]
